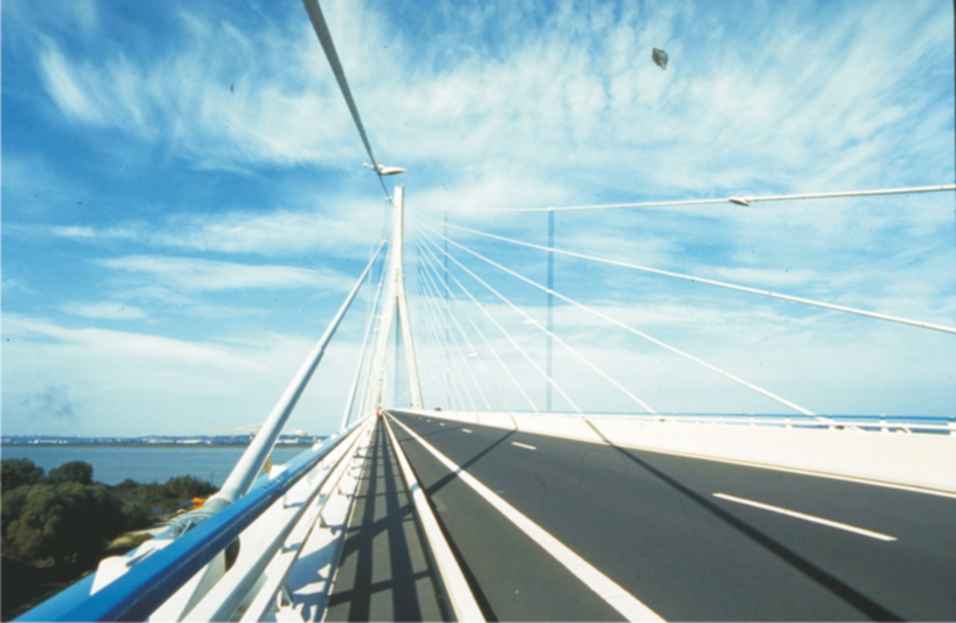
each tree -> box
[1,459,44,492]
[47,461,94,485]
[163,476,216,500]
[1,488,30,539]
[5,483,126,568]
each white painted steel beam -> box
[215,241,385,505]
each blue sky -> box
[2,0,954,435]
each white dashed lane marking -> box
[713,493,897,542]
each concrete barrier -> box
[391,409,956,494]
[587,416,956,494]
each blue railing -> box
[17,421,363,622]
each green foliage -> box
[163,475,216,499]
[0,459,219,619]
[47,461,94,485]
[5,482,126,568]
[120,500,153,531]
[1,461,218,564]
[1,487,31,539]
[1,459,44,491]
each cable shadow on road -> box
[590,428,902,621]
[327,424,450,622]
[387,416,516,621]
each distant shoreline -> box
[0,442,318,449]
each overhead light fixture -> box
[363,162,406,176]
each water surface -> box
[1,446,309,486]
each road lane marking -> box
[512,441,537,451]
[462,428,473,434]
[713,493,897,542]
[382,417,485,620]
[389,414,664,621]
[576,422,956,500]
[399,411,956,500]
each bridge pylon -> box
[364,185,424,411]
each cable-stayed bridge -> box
[18,2,956,621]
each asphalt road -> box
[389,411,956,621]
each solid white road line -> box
[389,414,664,621]
[512,441,537,451]
[462,428,473,434]
[382,416,485,621]
[713,493,897,542]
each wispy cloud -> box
[38,42,106,124]
[5,314,264,371]
[61,301,147,320]
[1,313,363,435]
[31,1,952,197]
[31,202,384,258]
[3,0,952,432]
[96,254,353,292]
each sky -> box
[2,0,954,436]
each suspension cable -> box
[444,223,956,336]
[356,253,393,422]
[415,263,474,413]
[504,184,956,213]
[419,272,478,413]
[427,226,826,420]
[414,266,458,410]
[413,246,454,410]
[302,0,390,199]
[341,248,389,430]
[417,239,559,413]
[418,259,494,411]
[420,238,656,413]
[418,242,538,411]
[419,237,583,413]
[418,262,494,411]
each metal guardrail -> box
[17,420,365,622]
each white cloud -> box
[5,314,261,371]
[36,201,384,258]
[1,313,367,436]
[61,301,147,320]
[31,0,951,200]
[38,43,105,124]
[7,1,953,430]
[96,254,353,292]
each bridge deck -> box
[388,411,956,621]
[325,420,450,621]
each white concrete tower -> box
[364,186,424,410]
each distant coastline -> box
[1,442,317,448]
[1,434,328,448]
